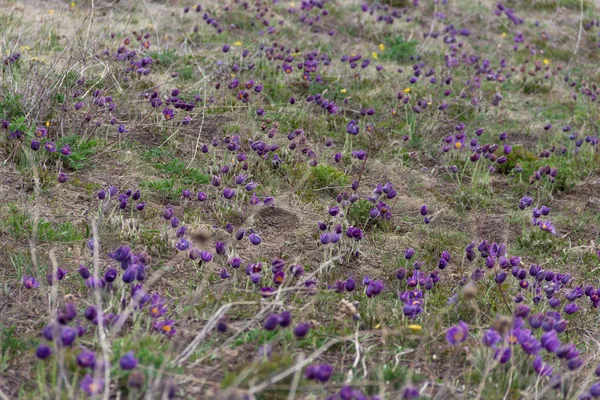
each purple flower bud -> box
[104,267,117,283]
[263,314,279,331]
[215,241,226,255]
[248,233,261,245]
[294,323,310,338]
[163,208,174,220]
[77,350,96,368]
[35,344,52,360]
[119,351,138,370]
[200,251,213,263]
[78,264,91,279]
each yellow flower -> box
[233,41,242,46]
[372,52,378,59]
[45,121,50,127]
[230,73,236,78]
[340,89,347,94]
[408,325,422,333]
[501,32,507,38]
[403,88,411,93]
[71,2,75,7]
[290,2,295,7]
[543,59,550,65]
[375,323,382,329]
[379,43,385,51]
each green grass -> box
[2,205,82,242]
[54,135,100,170]
[305,164,349,194]
[0,325,30,372]
[380,36,418,63]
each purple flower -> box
[568,357,583,371]
[401,386,420,399]
[446,321,469,345]
[61,326,77,346]
[541,331,561,353]
[149,294,167,318]
[482,329,502,347]
[175,238,190,251]
[60,145,72,156]
[294,323,310,338]
[154,319,176,337]
[248,233,262,245]
[219,268,232,279]
[35,344,52,360]
[200,251,213,263]
[76,350,96,368]
[305,364,333,382]
[278,311,292,327]
[365,280,384,298]
[119,351,138,370]
[22,275,39,289]
[495,346,511,364]
[345,277,356,292]
[564,303,579,315]
[80,374,104,396]
[263,314,279,331]
[162,208,174,220]
[223,187,236,199]
[58,172,69,183]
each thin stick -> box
[26,151,41,275]
[91,219,111,400]
[286,354,305,400]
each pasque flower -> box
[119,351,138,370]
[35,344,52,360]
[248,233,262,245]
[154,319,176,337]
[22,275,39,289]
[446,321,469,345]
[80,374,104,396]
